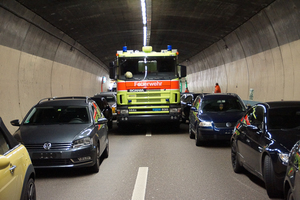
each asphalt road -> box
[35,122,281,200]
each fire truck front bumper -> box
[117,113,181,124]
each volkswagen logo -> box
[43,142,52,150]
[226,122,232,127]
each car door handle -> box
[9,165,17,174]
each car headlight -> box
[73,137,93,149]
[199,121,212,127]
[170,108,180,113]
[279,153,289,165]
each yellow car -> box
[0,117,36,200]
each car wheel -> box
[286,187,294,200]
[90,143,100,173]
[195,129,203,146]
[263,155,283,198]
[189,123,195,139]
[102,142,109,159]
[231,141,243,173]
[21,177,36,200]
[108,120,113,129]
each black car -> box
[180,93,201,123]
[284,140,300,200]
[91,95,113,129]
[231,101,300,198]
[11,96,109,173]
[93,92,117,119]
[189,93,247,146]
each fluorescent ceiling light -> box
[141,0,147,46]
[141,0,147,25]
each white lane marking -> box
[131,167,148,200]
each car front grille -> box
[32,159,72,166]
[25,143,72,150]
[214,122,235,128]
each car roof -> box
[201,93,240,99]
[94,92,116,96]
[35,97,92,107]
[259,101,300,109]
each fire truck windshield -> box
[119,56,177,80]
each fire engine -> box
[109,45,186,128]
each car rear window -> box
[268,107,300,129]
[24,106,89,124]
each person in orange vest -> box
[185,87,189,93]
[214,83,221,93]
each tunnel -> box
[0,0,300,133]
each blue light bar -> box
[167,45,172,51]
[123,46,127,52]
[166,99,170,102]
[128,100,132,103]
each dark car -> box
[10,96,109,173]
[180,93,201,123]
[91,95,113,129]
[231,101,300,198]
[93,92,117,120]
[0,117,36,200]
[189,93,247,146]
[284,140,300,200]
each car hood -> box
[199,111,245,123]
[15,124,92,144]
[268,129,300,151]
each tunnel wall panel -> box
[185,0,300,103]
[0,2,108,133]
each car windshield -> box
[23,106,89,125]
[268,107,300,129]
[104,96,115,103]
[119,56,177,80]
[201,97,245,113]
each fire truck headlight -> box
[120,110,128,114]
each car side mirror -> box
[178,65,186,78]
[10,119,20,126]
[190,107,198,112]
[109,61,116,79]
[97,118,108,124]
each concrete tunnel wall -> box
[0,1,109,133]
[183,0,300,102]
[0,0,299,132]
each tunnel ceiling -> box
[16,0,275,67]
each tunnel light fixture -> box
[141,0,147,46]
[141,0,147,25]
[143,26,147,47]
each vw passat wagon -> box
[11,96,109,173]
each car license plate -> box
[33,152,58,159]
[153,108,161,111]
